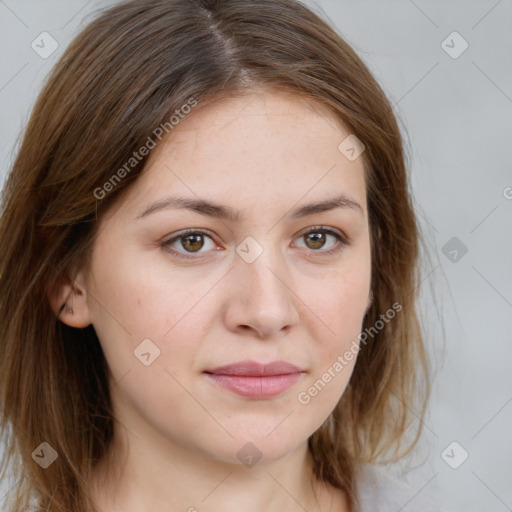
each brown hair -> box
[0,0,429,510]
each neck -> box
[89,420,339,512]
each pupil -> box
[307,233,325,249]
[183,234,203,252]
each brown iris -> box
[180,234,205,253]
[304,232,326,250]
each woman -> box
[0,0,436,510]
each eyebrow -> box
[135,193,364,222]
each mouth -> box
[204,360,305,399]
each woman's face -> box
[76,88,372,465]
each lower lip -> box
[205,373,303,399]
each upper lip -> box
[205,360,303,376]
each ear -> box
[47,271,92,328]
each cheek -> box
[86,247,216,384]
[296,261,369,409]
[86,252,208,435]
[295,277,364,415]
[306,269,370,343]
[88,244,181,334]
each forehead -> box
[111,88,368,223]
[162,88,348,155]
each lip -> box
[204,360,305,399]
[206,360,303,376]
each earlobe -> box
[47,273,92,328]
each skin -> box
[53,88,372,512]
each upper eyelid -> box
[162,226,347,251]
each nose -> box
[222,244,300,339]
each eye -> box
[161,229,218,260]
[160,226,349,261]
[293,226,349,256]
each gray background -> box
[1,0,511,510]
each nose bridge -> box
[242,245,286,304]
[226,233,299,337]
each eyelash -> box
[160,226,350,261]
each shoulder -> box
[353,463,455,512]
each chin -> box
[194,420,313,467]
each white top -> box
[354,463,452,512]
